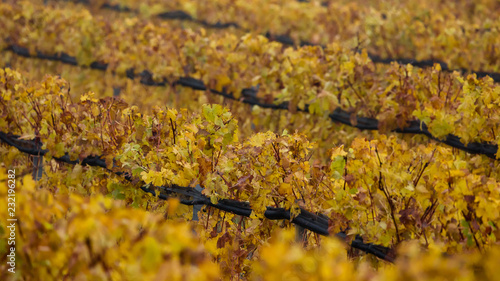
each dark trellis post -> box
[192,185,203,221]
[295,199,307,244]
[32,155,43,181]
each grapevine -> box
[2,69,499,256]
[24,0,500,73]
[2,1,500,158]
[2,0,500,279]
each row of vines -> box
[1,0,500,280]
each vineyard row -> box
[3,1,500,153]
[35,0,500,73]
[6,45,498,160]
[3,68,499,261]
[0,131,393,262]
[98,0,500,82]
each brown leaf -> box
[344,174,355,186]
[464,195,475,204]
[349,112,358,126]
[217,232,232,248]
[233,174,253,189]
[197,156,212,176]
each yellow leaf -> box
[23,174,36,192]
[167,198,180,215]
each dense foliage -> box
[1,0,500,280]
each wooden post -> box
[192,185,203,221]
[113,87,121,97]
[295,199,307,244]
[32,155,43,181]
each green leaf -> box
[330,155,346,180]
